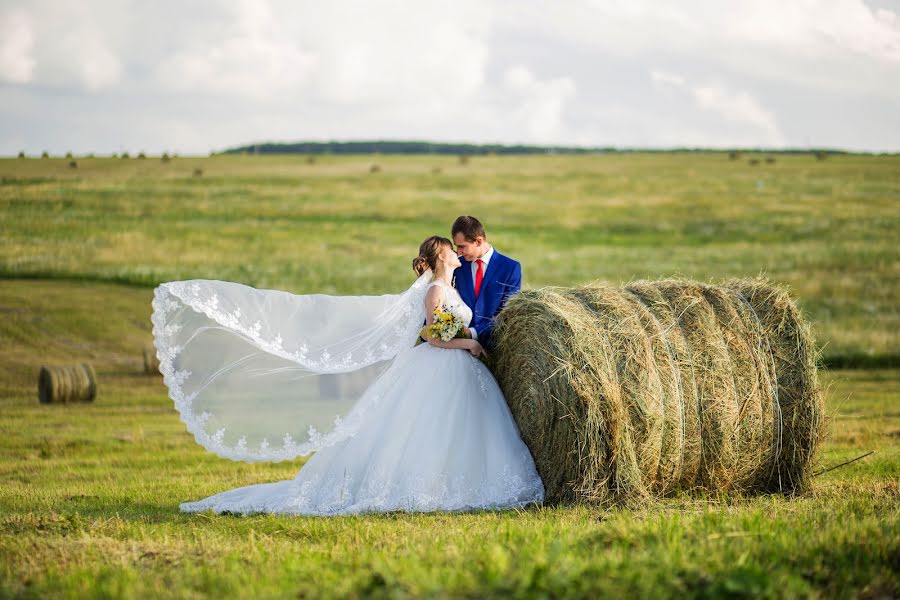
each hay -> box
[38,363,97,404]
[142,345,160,375]
[724,278,824,493]
[491,277,824,506]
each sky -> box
[1,0,899,155]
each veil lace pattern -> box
[151,270,433,462]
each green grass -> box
[0,356,896,597]
[1,153,898,365]
[1,154,898,597]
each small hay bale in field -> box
[142,345,160,375]
[68,160,78,169]
[458,155,469,165]
[765,156,776,164]
[38,363,97,404]
[369,164,381,174]
[491,277,824,506]
[192,167,203,177]
[748,158,760,166]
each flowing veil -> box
[151,270,432,462]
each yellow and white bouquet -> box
[419,306,471,342]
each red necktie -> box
[474,258,484,299]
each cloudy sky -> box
[1,0,899,154]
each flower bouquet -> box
[418,306,471,343]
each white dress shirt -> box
[471,245,494,287]
[468,245,493,340]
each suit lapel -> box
[456,260,475,308]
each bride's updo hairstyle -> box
[413,235,453,276]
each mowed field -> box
[0,153,898,598]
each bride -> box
[151,235,544,515]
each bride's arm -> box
[423,287,484,355]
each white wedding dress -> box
[152,273,544,516]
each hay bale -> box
[625,282,702,491]
[142,345,160,375]
[491,277,824,506]
[369,164,381,174]
[724,278,825,493]
[38,363,97,404]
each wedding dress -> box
[151,272,544,515]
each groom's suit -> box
[453,247,522,351]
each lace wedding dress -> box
[151,272,544,515]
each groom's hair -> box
[451,215,487,242]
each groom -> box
[451,215,522,352]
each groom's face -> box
[453,233,486,262]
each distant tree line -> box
[220,141,860,156]
[223,141,614,155]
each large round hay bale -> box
[142,345,160,375]
[491,277,824,506]
[38,363,97,404]
[724,278,825,494]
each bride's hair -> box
[413,236,453,276]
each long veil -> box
[151,270,432,462]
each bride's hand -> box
[465,339,486,358]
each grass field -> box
[1,152,898,366]
[0,153,898,598]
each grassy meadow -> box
[2,152,898,365]
[0,153,898,598]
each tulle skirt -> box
[179,343,545,516]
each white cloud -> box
[503,66,577,142]
[692,85,785,145]
[0,10,35,83]
[76,34,122,91]
[154,0,315,100]
[1,2,125,91]
[298,0,492,108]
[0,0,897,153]
[723,0,900,63]
[652,69,786,146]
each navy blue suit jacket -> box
[453,249,522,350]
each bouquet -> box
[419,305,471,342]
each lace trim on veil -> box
[150,271,432,462]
